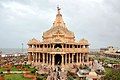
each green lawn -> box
[11,66,19,71]
[4,74,32,80]
[104,68,120,80]
[0,67,5,72]
[0,66,20,72]
[93,56,120,64]
[23,65,37,74]
[105,68,112,75]
[0,65,35,71]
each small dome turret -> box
[28,38,39,44]
[79,38,89,45]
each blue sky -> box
[0,0,120,49]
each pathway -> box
[47,65,67,80]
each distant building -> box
[100,46,118,54]
[27,7,89,69]
[100,46,120,59]
[100,48,108,53]
[116,49,120,53]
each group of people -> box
[47,65,62,80]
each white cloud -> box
[0,0,120,48]
[1,1,36,16]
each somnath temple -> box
[27,7,89,69]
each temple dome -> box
[79,38,89,45]
[28,38,39,44]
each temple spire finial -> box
[53,6,66,27]
[57,5,61,14]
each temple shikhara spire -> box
[53,6,65,27]
[27,7,89,72]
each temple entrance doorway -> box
[54,54,62,65]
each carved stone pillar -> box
[80,53,81,63]
[62,54,64,66]
[31,52,33,62]
[38,53,40,62]
[81,53,83,63]
[83,53,85,63]
[78,53,79,63]
[49,53,51,65]
[72,53,74,63]
[32,52,35,62]
[46,53,48,64]
[28,52,32,64]
[76,53,78,63]
[50,54,53,65]
[43,53,45,64]
[31,52,34,66]
[86,53,89,63]
[34,53,36,62]
[52,54,55,66]
[69,53,70,63]
[65,54,67,64]
[40,53,41,62]
[36,53,37,63]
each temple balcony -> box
[28,47,89,53]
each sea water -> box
[0,48,27,54]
